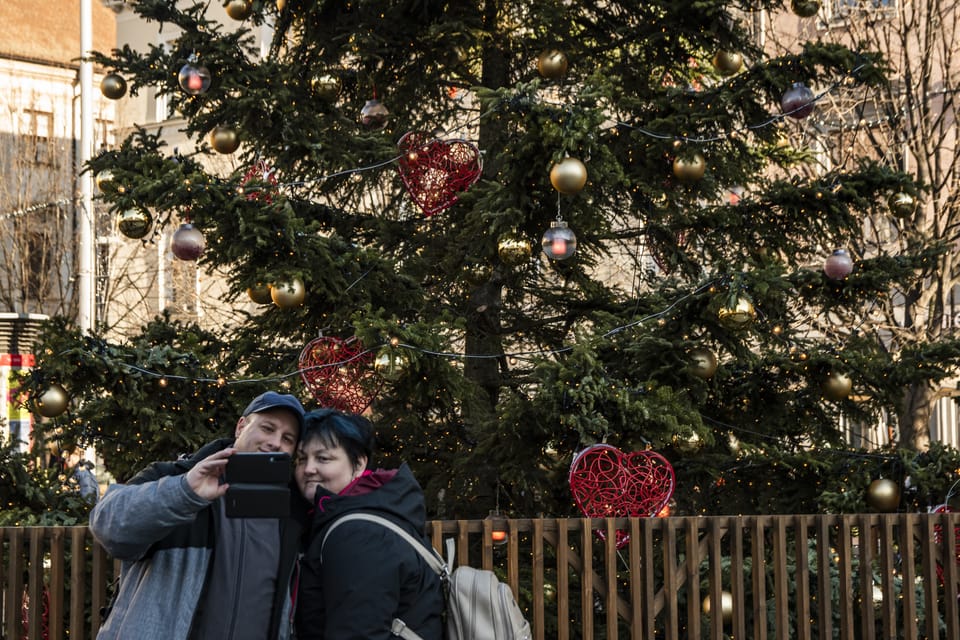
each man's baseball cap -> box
[242,391,305,428]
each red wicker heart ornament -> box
[569,444,675,548]
[241,160,279,203]
[299,337,380,414]
[397,132,482,216]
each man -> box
[90,391,307,640]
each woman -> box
[294,409,443,639]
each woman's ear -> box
[356,455,368,475]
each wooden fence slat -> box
[457,520,471,569]
[794,515,811,640]
[857,515,875,640]
[816,515,833,640]
[707,517,722,640]
[506,520,519,599]
[920,515,939,640]
[878,514,896,640]
[580,519,594,638]
[481,518,493,571]
[898,513,918,640]
[532,519,544,640]
[628,519,642,640]
[730,517,746,640]
[5,527,24,640]
[641,518,656,640]
[684,518,701,640]
[27,527,43,640]
[557,519,570,640]
[837,517,854,640]
[604,520,618,640]
[941,510,960,640]
[48,527,65,640]
[663,517,679,640]
[751,517,767,640]
[772,516,789,638]
[69,527,85,640]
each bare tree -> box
[766,0,960,449]
[0,94,77,318]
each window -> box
[21,109,53,164]
[827,0,895,22]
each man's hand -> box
[184,448,235,501]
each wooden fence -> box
[2,513,960,639]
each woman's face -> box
[295,437,366,503]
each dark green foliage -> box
[0,435,91,525]
[14,0,960,523]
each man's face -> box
[234,409,300,455]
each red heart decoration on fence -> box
[569,444,676,548]
[397,132,482,217]
[299,337,381,414]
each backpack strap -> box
[320,512,448,577]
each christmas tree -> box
[23,0,960,520]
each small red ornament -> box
[823,249,853,280]
[171,223,205,261]
[240,161,279,203]
[178,57,211,96]
[569,443,676,548]
[781,82,815,119]
[396,132,482,216]
[299,337,382,414]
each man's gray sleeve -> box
[89,475,212,560]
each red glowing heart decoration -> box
[569,444,676,548]
[299,337,381,414]
[396,132,482,216]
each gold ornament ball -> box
[35,383,69,418]
[712,51,743,76]
[537,49,569,80]
[271,279,306,309]
[550,157,588,194]
[866,478,900,512]
[462,262,492,286]
[673,153,706,182]
[673,431,703,453]
[100,73,127,100]
[543,582,557,603]
[276,0,285,10]
[688,346,718,380]
[888,192,916,218]
[717,297,756,330]
[95,169,116,193]
[498,233,533,267]
[311,74,342,102]
[702,591,734,624]
[821,371,852,401]
[791,0,821,16]
[225,0,253,20]
[359,99,390,129]
[247,283,273,305]
[374,350,407,381]
[210,126,240,154]
[117,208,153,240]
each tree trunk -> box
[898,382,935,451]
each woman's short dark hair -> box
[300,409,375,468]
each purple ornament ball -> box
[781,82,815,120]
[171,223,206,261]
[823,249,854,280]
